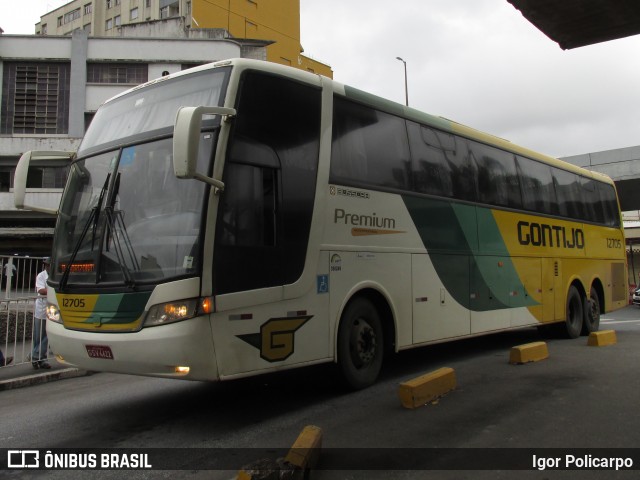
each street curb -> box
[0,368,91,391]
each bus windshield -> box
[51,68,229,288]
[53,136,213,288]
[79,67,229,155]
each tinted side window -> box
[448,138,478,202]
[599,183,620,227]
[554,169,585,219]
[407,122,454,197]
[214,71,321,294]
[218,161,277,248]
[471,142,522,208]
[331,97,410,190]
[580,177,602,223]
[517,156,558,215]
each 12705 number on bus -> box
[607,238,622,249]
[62,298,86,308]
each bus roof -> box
[102,58,615,186]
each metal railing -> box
[1,255,50,368]
[2,255,46,299]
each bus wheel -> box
[337,297,384,390]
[564,285,584,339]
[582,287,601,335]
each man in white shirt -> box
[32,257,51,369]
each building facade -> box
[35,0,332,77]
[0,30,247,255]
[1,0,331,256]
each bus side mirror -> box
[14,150,75,214]
[173,106,236,192]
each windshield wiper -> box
[91,174,110,250]
[59,173,111,291]
[104,173,140,288]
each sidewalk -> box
[1,258,91,390]
[0,352,90,391]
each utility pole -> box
[396,57,408,106]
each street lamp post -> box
[396,56,408,107]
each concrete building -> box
[0,0,332,256]
[34,0,332,77]
[0,29,252,255]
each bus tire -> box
[564,285,584,339]
[337,297,384,390]
[582,287,601,335]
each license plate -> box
[86,345,114,360]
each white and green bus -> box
[15,59,627,389]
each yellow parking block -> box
[509,341,549,364]
[398,367,456,409]
[588,330,617,347]
[284,425,323,470]
[237,425,323,480]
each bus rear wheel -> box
[564,285,584,339]
[337,297,384,390]
[582,287,601,335]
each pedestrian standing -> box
[32,257,51,369]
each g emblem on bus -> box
[238,316,312,362]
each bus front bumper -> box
[47,316,220,381]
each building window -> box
[27,166,68,188]
[115,0,121,5]
[106,0,112,8]
[0,166,67,191]
[181,63,203,70]
[57,16,63,27]
[42,24,48,35]
[105,18,113,30]
[160,6,168,18]
[186,1,191,15]
[0,168,11,192]
[146,0,151,7]
[84,112,95,132]
[87,63,148,84]
[1,62,71,135]
[246,20,258,35]
[84,3,92,15]
[130,7,139,20]
[114,15,121,27]
[63,8,82,24]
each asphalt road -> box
[1,306,640,480]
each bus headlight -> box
[47,304,62,324]
[143,299,198,327]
